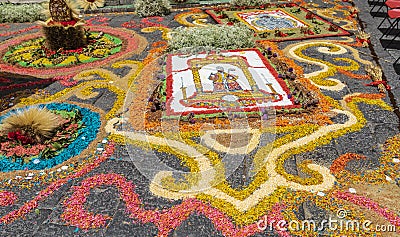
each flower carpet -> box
[206,3,350,41]
[162,49,300,118]
[0,0,399,236]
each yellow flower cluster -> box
[80,84,125,120]
[174,9,210,27]
[196,187,288,226]
[141,27,171,40]
[273,95,392,186]
[111,60,144,87]
[335,131,399,185]
[292,43,361,87]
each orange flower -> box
[330,153,366,174]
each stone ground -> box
[0,0,399,237]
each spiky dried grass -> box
[0,107,59,142]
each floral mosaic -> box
[206,3,350,41]
[0,0,398,236]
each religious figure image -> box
[208,66,242,92]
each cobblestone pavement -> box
[0,0,399,237]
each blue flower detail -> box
[0,103,100,171]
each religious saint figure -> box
[208,66,242,92]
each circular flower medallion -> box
[3,32,122,68]
[0,103,100,172]
[0,26,147,78]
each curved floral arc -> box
[106,118,217,193]
[286,43,348,89]
[148,94,392,216]
[110,60,144,88]
[21,61,144,119]
[174,9,210,27]
[0,143,115,225]
[19,80,125,120]
[335,191,400,227]
[273,93,392,185]
[74,60,143,90]
[141,27,171,40]
[0,103,101,172]
[200,128,262,154]
[61,172,292,237]
[80,84,126,120]
[335,132,400,184]
[283,41,371,90]
[0,191,18,206]
[21,80,99,105]
[330,153,367,174]
[324,40,372,64]
[283,43,346,91]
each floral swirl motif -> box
[174,9,210,27]
[284,40,372,90]
[61,172,291,237]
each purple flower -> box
[157,74,166,80]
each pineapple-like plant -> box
[0,107,59,144]
[39,0,87,50]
